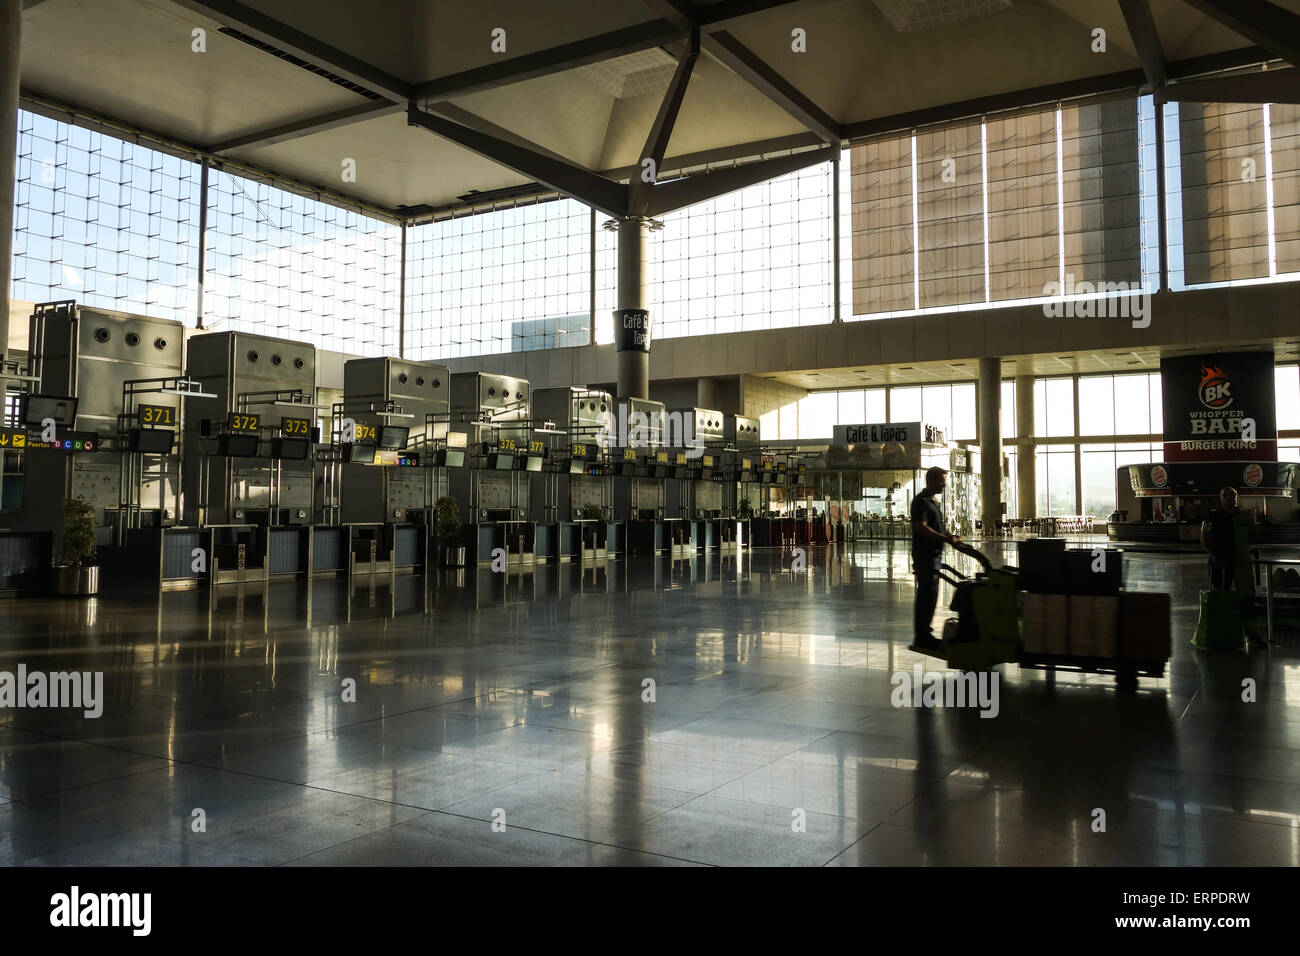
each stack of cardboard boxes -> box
[1017,538,1170,664]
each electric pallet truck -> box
[911,540,1020,670]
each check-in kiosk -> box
[184,331,318,585]
[335,357,450,576]
[723,413,760,551]
[18,301,213,588]
[612,397,680,556]
[448,372,535,565]
[530,387,614,562]
[664,407,726,553]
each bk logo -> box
[1198,363,1233,410]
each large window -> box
[406,198,591,361]
[631,161,834,340]
[205,169,399,356]
[11,108,399,356]
[850,96,1144,318]
[12,111,200,323]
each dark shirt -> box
[1204,508,1235,562]
[910,491,945,567]
[1204,508,1253,566]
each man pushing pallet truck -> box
[908,466,1170,680]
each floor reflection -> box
[0,541,1296,865]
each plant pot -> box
[55,565,99,596]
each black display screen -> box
[22,394,77,427]
[272,437,310,460]
[129,428,173,454]
[494,453,515,470]
[379,425,409,450]
[220,434,259,458]
[525,455,544,472]
[348,443,376,464]
[441,449,465,468]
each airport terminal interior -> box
[2,0,1300,868]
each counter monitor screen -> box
[525,455,544,472]
[129,428,174,454]
[347,443,376,464]
[220,434,259,458]
[494,453,515,470]
[569,458,586,475]
[441,449,465,468]
[653,465,668,479]
[22,394,77,427]
[272,437,310,460]
[379,425,409,450]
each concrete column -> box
[696,376,717,409]
[1015,374,1036,519]
[0,0,23,362]
[616,218,649,399]
[978,357,1002,533]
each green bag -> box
[1191,589,1245,651]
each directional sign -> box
[1,427,97,452]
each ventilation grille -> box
[217,27,384,101]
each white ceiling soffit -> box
[872,0,1013,34]
[14,0,1287,215]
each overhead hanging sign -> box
[1127,461,1295,497]
[832,422,946,447]
[1160,352,1277,462]
[614,309,651,353]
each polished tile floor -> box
[1,541,1297,867]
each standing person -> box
[910,466,961,651]
[1201,486,1257,593]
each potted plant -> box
[737,497,754,521]
[56,497,99,596]
[434,495,465,567]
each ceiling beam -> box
[641,0,699,30]
[639,0,810,33]
[629,32,700,216]
[646,146,833,216]
[1158,66,1300,103]
[1180,0,1300,68]
[166,0,411,101]
[406,104,629,219]
[697,0,811,32]
[1118,0,1166,87]
[424,102,581,167]
[208,101,402,154]
[705,30,841,144]
[841,46,1269,142]
[413,19,687,101]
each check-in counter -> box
[346,523,393,577]
[209,524,267,585]
[476,519,535,566]
[0,529,52,593]
[605,520,625,557]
